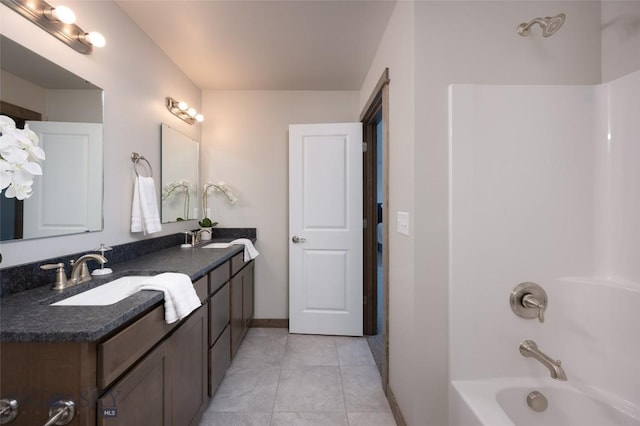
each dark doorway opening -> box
[361,68,389,390]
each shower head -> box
[517,13,565,37]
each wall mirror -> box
[161,123,199,223]
[0,35,104,242]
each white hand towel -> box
[230,238,259,261]
[131,176,162,234]
[136,273,201,324]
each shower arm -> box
[517,18,548,36]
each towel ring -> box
[131,152,153,177]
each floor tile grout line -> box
[335,336,352,426]
[202,330,395,425]
[268,332,287,424]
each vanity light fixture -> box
[0,0,105,54]
[165,97,204,125]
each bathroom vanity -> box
[0,242,254,426]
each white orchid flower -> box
[5,181,33,200]
[0,115,17,133]
[0,134,29,164]
[6,125,45,161]
[0,114,45,200]
[1,154,36,199]
[0,160,12,190]
[202,181,237,219]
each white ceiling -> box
[116,0,396,91]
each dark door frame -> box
[361,68,389,391]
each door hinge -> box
[363,295,368,305]
[362,142,367,152]
[363,218,367,228]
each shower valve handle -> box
[522,294,545,323]
[510,282,548,324]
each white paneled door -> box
[24,121,103,239]
[289,123,363,336]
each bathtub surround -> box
[0,228,255,297]
[449,69,640,424]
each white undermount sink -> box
[50,275,151,306]
[201,242,232,249]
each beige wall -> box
[1,70,46,115]
[602,1,640,82]
[1,1,202,266]
[414,2,601,423]
[359,1,416,421]
[360,1,603,424]
[200,90,359,319]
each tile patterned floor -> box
[199,328,396,426]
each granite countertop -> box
[0,240,246,343]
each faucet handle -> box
[40,263,68,290]
[522,294,545,323]
[69,259,91,282]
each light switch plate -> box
[397,211,409,235]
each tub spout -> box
[519,340,567,381]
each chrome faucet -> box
[519,340,567,381]
[41,254,108,290]
[191,229,211,246]
[69,254,108,285]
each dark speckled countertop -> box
[0,241,246,343]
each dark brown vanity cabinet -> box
[0,277,208,426]
[170,304,208,426]
[0,253,255,425]
[97,305,207,426]
[230,254,255,357]
[207,262,231,396]
[98,277,208,426]
[206,254,255,395]
[97,338,172,426]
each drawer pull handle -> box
[43,400,75,426]
[0,398,18,424]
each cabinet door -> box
[209,325,231,396]
[172,308,207,426]
[242,262,255,329]
[230,274,244,357]
[98,339,172,426]
[209,282,230,346]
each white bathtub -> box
[451,379,640,426]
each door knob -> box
[291,235,306,243]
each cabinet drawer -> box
[209,325,231,397]
[210,263,230,294]
[193,275,208,303]
[98,305,175,389]
[231,252,246,276]
[98,338,171,426]
[209,282,230,345]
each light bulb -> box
[187,108,197,118]
[195,114,204,122]
[85,32,106,48]
[178,101,188,111]
[45,6,76,24]
[54,6,76,24]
